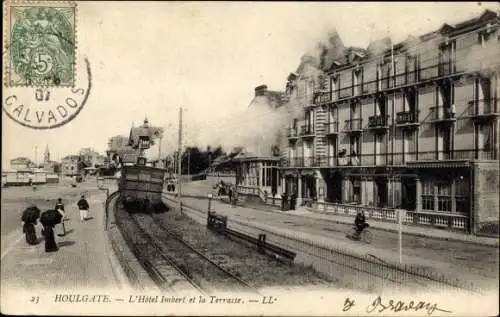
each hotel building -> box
[280,10,500,234]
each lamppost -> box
[97,176,110,230]
[207,193,214,214]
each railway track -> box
[134,213,258,294]
[114,201,206,295]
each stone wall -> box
[472,161,500,236]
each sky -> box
[2,1,499,168]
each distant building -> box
[39,145,58,173]
[78,148,106,168]
[60,155,80,176]
[10,157,35,171]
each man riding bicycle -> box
[353,211,368,239]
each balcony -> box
[407,149,497,164]
[366,115,389,131]
[286,156,315,168]
[287,128,298,140]
[324,122,339,136]
[467,98,499,123]
[300,125,315,138]
[396,110,420,128]
[429,106,456,124]
[343,118,363,133]
[315,155,337,167]
[314,91,331,106]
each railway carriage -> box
[118,161,169,213]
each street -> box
[176,181,499,291]
[1,181,103,255]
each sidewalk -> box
[171,184,498,247]
[244,201,499,247]
[1,191,129,292]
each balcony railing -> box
[300,125,315,137]
[367,115,389,129]
[467,98,499,117]
[315,202,468,231]
[324,122,339,135]
[283,149,497,168]
[287,156,315,167]
[429,106,456,122]
[396,110,419,125]
[314,91,331,105]
[343,118,363,132]
[287,128,298,138]
[413,150,497,161]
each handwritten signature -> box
[343,296,452,315]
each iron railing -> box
[429,106,456,121]
[343,118,363,131]
[281,149,497,168]
[287,128,298,138]
[396,110,419,124]
[310,61,466,104]
[467,98,499,116]
[300,125,315,137]
[324,122,339,134]
[368,115,389,128]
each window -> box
[479,124,494,158]
[455,178,469,214]
[351,178,362,203]
[404,89,417,113]
[353,68,363,96]
[375,94,386,116]
[437,182,452,212]
[422,181,434,211]
[330,75,339,101]
[377,63,383,91]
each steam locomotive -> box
[117,156,169,214]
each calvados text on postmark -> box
[4,1,76,87]
[3,1,91,130]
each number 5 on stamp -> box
[4,1,76,87]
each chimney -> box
[254,84,268,97]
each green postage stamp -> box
[4,1,76,87]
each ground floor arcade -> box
[280,161,499,233]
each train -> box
[117,159,169,214]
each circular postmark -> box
[2,56,92,129]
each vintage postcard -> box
[2,1,499,316]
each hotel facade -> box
[280,10,500,234]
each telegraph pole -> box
[177,107,183,214]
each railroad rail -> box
[145,213,258,294]
[114,200,205,294]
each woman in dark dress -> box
[43,224,58,252]
[23,222,38,245]
[21,206,40,245]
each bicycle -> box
[346,224,373,244]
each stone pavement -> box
[1,191,129,294]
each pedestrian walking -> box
[40,210,61,252]
[77,195,90,222]
[55,198,67,236]
[21,205,41,245]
